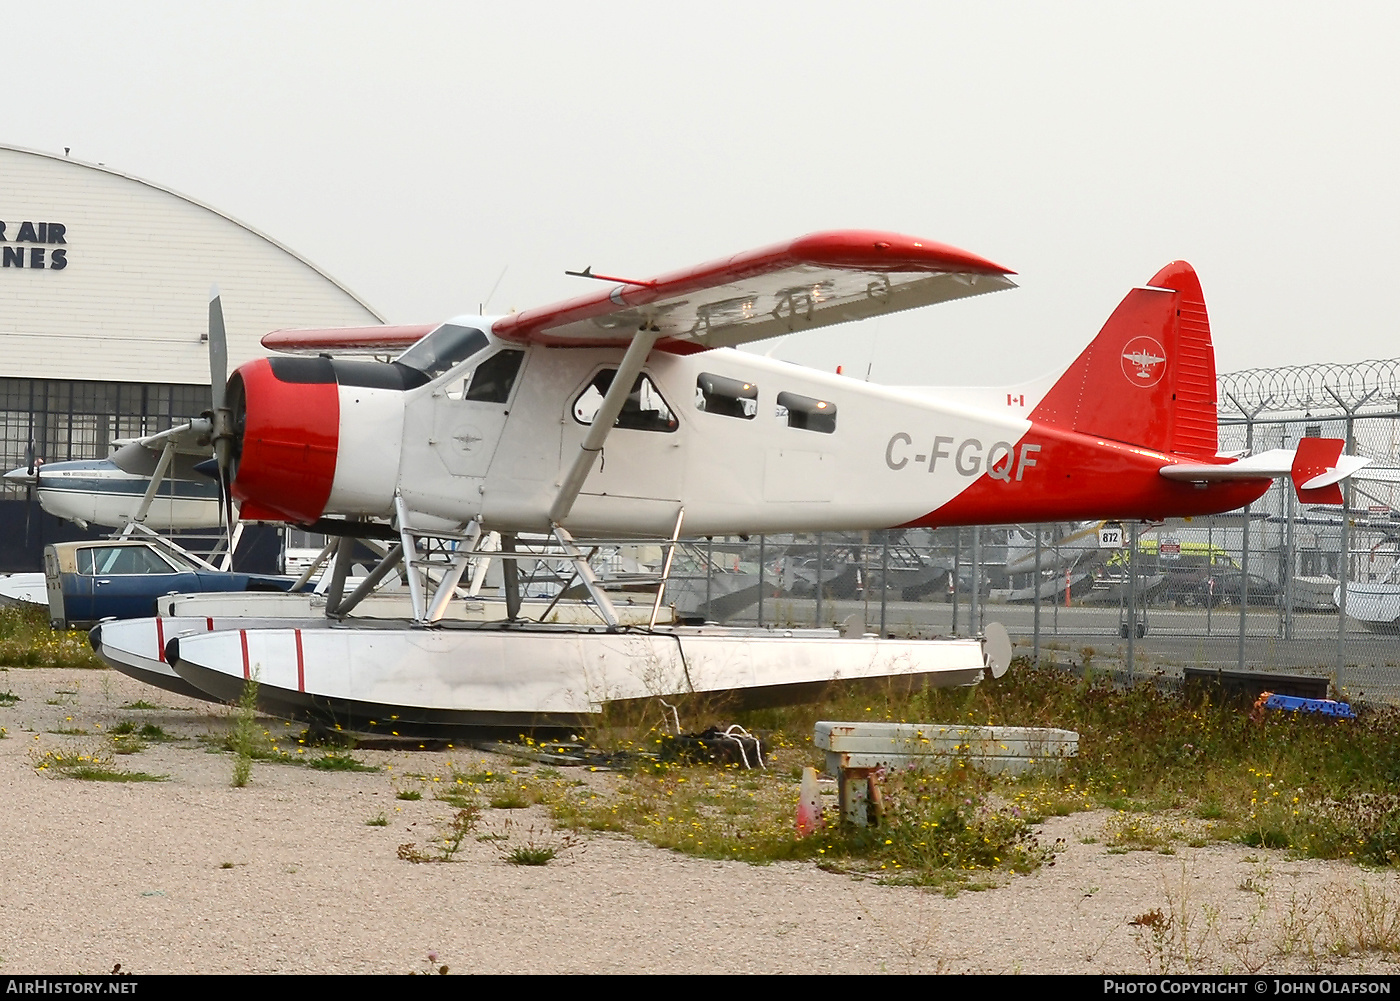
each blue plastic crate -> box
[1263,693,1355,719]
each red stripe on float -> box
[240,630,251,681]
[155,617,165,663]
[207,617,214,631]
[295,629,305,692]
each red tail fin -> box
[1030,262,1217,459]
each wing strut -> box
[129,440,177,526]
[648,508,685,629]
[552,525,621,628]
[549,329,661,525]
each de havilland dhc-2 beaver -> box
[90,230,1368,735]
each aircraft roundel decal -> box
[1120,336,1167,388]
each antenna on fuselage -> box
[480,265,509,316]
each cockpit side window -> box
[695,373,758,419]
[395,324,490,379]
[573,370,678,432]
[776,391,837,433]
[463,350,526,404]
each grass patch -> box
[493,819,584,866]
[308,751,377,772]
[111,722,173,740]
[0,605,102,668]
[120,700,162,710]
[366,812,389,827]
[505,845,557,866]
[488,788,530,810]
[0,690,19,706]
[32,747,165,782]
[546,758,1044,889]
[511,661,1400,883]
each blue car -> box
[44,540,306,629]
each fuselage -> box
[8,458,221,530]
[228,320,1270,537]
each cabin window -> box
[573,370,678,432]
[776,391,837,433]
[462,350,525,403]
[395,323,490,379]
[695,373,758,419]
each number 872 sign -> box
[1098,523,1125,549]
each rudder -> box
[1029,261,1218,459]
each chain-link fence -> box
[643,515,1396,704]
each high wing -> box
[258,231,1015,356]
[492,230,1015,350]
[260,323,437,356]
[110,419,215,457]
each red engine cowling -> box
[227,358,340,524]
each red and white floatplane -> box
[93,231,1364,734]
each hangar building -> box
[0,143,384,570]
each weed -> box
[0,690,18,706]
[120,700,162,710]
[397,803,481,863]
[307,751,377,772]
[366,813,389,827]
[111,722,172,740]
[505,845,556,866]
[396,790,422,801]
[230,676,259,788]
[493,818,584,866]
[32,746,165,782]
[409,951,449,976]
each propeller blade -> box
[208,286,228,413]
[215,459,236,571]
[22,438,35,545]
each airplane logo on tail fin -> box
[1121,335,1167,387]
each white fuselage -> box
[323,329,1046,538]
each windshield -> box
[395,323,490,379]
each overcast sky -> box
[6,1,1397,386]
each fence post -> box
[1325,387,1377,695]
[1033,525,1042,666]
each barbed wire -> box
[1218,358,1400,418]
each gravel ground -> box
[2,666,1399,976]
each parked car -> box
[1210,571,1283,607]
[44,540,307,629]
[1161,568,1280,608]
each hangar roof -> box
[0,143,385,385]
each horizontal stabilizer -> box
[1349,466,1400,484]
[1157,438,1368,505]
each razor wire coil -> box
[1219,358,1400,418]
